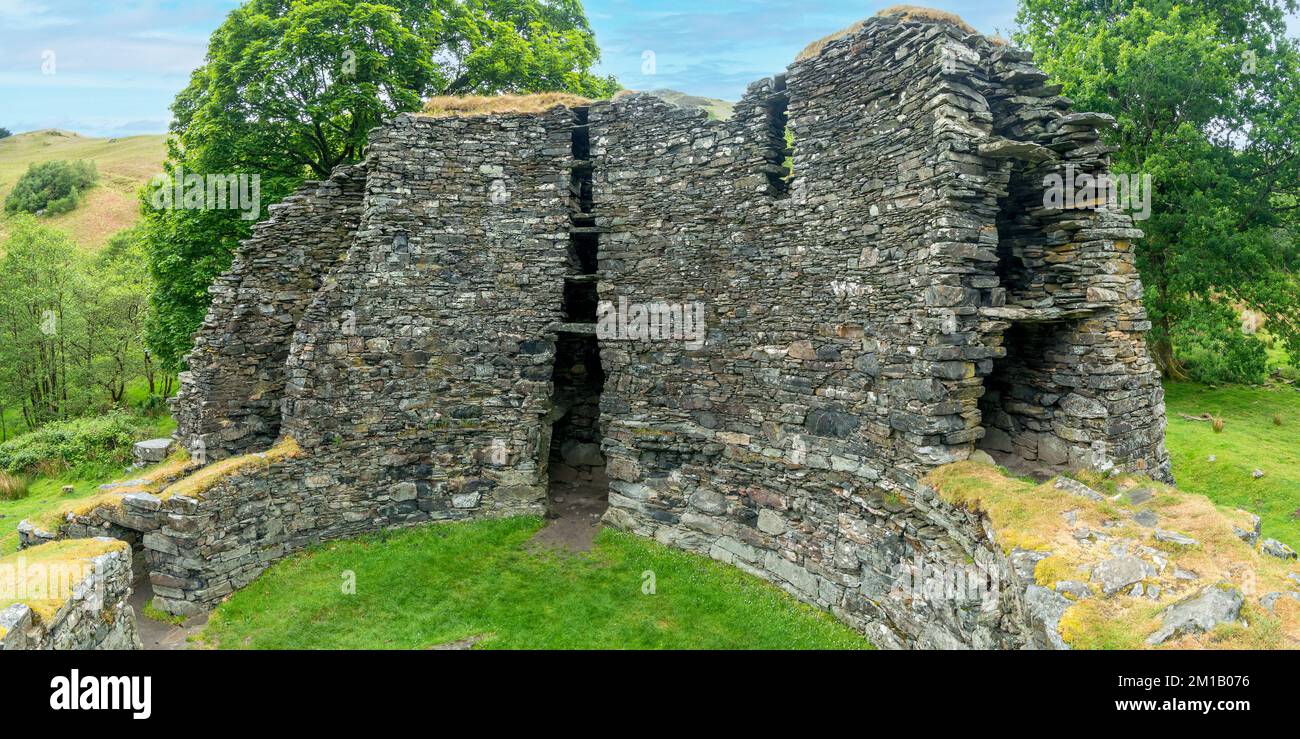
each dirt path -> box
[129,578,207,650]
[529,473,609,552]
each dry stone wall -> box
[172,166,368,461]
[76,15,1170,646]
[0,542,140,651]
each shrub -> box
[0,127,12,140]
[1177,303,1270,385]
[138,394,169,418]
[0,471,30,501]
[0,412,148,477]
[3,159,99,216]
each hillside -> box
[0,129,167,250]
[644,89,736,120]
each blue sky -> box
[1,1,1297,137]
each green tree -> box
[82,227,154,404]
[0,219,157,435]
[1016,0,1300,382]
[0,128,12,140]
[0,217,89,428]
[4,159,98,216]
[143,0,618,371]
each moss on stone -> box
[157,437,303,502]
[28,452,198,534]
[928,461,1300,649]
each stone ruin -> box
[25,12,1176,648]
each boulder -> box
[133,438,175,465]
[1233,512,1262,547]
[1261,538,1298,561]
[1091,555,1151,596]
[1146,586,1244,645]
[1260,591,1300,612]
[1024,585,1072,650]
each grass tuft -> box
[142,602,186,626]
[421,93,592,118]
[877,5,977,33]
[0,471,29,501]
[158,437,302,501]
[796,7,977,63]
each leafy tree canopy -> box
[170,0,617,179]
[1016,0,1300,382]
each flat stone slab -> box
[1053,477,1105,502]
[1147,586,1243,645]
[1092,555,1152,596]
[1154,529,1199,547]
[1126,487,1154,505]
[1057,111,1117,129]
[133,438,175,464]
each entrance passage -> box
[538,332,608,550]
[533,106,608,550]
[977,320,1080,479]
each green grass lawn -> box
[202,517,870,650]
[1164,382,1300,549]
[0,471,121,553]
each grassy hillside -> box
[0,129,166,250]
[645,89,736,120]
[1165,383,1300,549]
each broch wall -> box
[27,14,1172,648]
[0,541,140,651]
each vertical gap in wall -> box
[979,166,1076,479]
[994,161,1037,300]
[546,333,608,538]
[764,75,792,197]
[546,105,608,539]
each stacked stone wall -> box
[97,15,1172,646]
[172,166,368,461]
[0,542,140,650]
